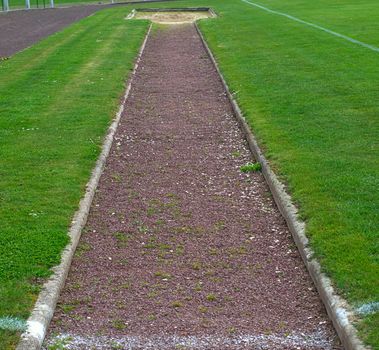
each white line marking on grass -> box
[0,316,27,332]
[356,301,379,316]
[241,0,379,53]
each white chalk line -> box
[241,0,379,53]
[356,301,379,316]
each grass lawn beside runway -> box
[195,0,379,346]
[0,0,378,348]
[240,0,379,48]
[0,9,149,348]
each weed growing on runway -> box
[240,162,262,173]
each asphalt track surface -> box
[0,5,104,57]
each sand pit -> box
[132,8,214,24]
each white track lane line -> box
[241,0,379,53]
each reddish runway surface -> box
[44,24,342,349]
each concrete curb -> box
[195,22,368,350]
[16,24,152,350]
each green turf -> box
[1,0,378,348]
[0,8,149,348]
[195,0,379,346]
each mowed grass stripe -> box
[0,12,128,271]
[0,13,107,116]
[0,13,101,88]
[0,8,149,349]
[241,0,379,52]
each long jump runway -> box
[44,24,342,350]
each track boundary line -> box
[195,22,368,350]
[241,0,379,53]
[16,24,152,350]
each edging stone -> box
[194,22,368,350]
[16,24,152,350]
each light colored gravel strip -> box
[0,317,27,332]
[44,331,335,350]
[194,22,367,350]
[16,24,152,350]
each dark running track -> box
[44,24,342,349]
[0,5,103,57]
[0,0,184,57]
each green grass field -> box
[0,8,149,348]
[0,0,378,348]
